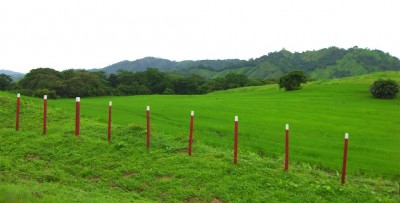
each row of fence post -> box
[13,94,350,184]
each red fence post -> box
[43,95,47,135]
[285,124,289,171]
[16,93,20,131]
[234,116,239,164]
[188,111,194,156]
[341,133,349,184]
[146,106,150,150]
[75,97,80,136]
[108,101,112,143]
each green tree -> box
[224,73,249,89]
[0,74,13,90]
[19,68,62,89]
[63,70,110,97]
[206,77,226,91]
[108,73,119,88]
[18,68,64,96]
[144,68,169,94]
[278,70,307,91]
[163,88,175,95]
[173,74,206,94]
[370,79,399,99]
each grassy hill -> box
[0,72,399,202]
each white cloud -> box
[0,0,399,73]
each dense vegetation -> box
[370,79,399,99]
[98,47,400,80]
[278,70,308,91]
[0,74,14,90]
[2,47,400,83]
[1,68,265,98]
[3,47,400,98]
[2,46,400,97]
[0,87,399,202]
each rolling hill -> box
[94,57,247,75]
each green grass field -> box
[36,71,399,179]
[1,77,399,202]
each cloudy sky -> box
[1,0,399,73]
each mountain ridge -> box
[94,47,400,80]
[0,69,25,80]
[3,46,400,81]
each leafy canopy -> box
[14,68,263,98]
[0,74,13,90]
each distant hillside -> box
[0,69,25,80]
[94,57,177,74]
[96,57,247,74]
[174,47,400,80]
[97,47,400,80]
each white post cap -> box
[109,101,112,106]
[235,116,238,122]
[44,95,47,99]
[191,111,194,116]
[17,93,20,97]
[146,106,150,111]
[76,97,80,102]
[286,124,289,130]
[345,133,349,139]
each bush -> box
[247,79,265,86]
[278,70,308,91]
[370,79,399,99]
[163,88,175,95]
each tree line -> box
[0,68,267,98]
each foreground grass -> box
[0,90,399,202]
[42,71,400,178]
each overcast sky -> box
[1,0,399,73]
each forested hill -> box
[96,57,247,74]
[94,57,177,73]
[97,47,400,80]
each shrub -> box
[163,88,175,95]
[278,70,308,91]
[370,79,399,99]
